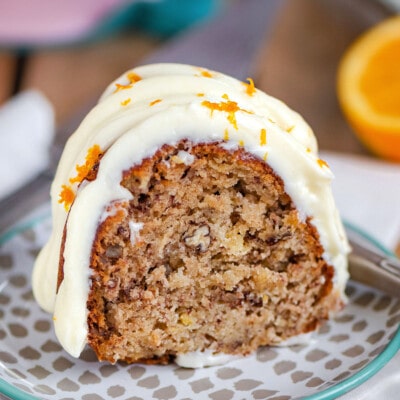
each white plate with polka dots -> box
[0,205,399,400]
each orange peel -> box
[337,16,400,162]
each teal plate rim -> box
[0,214,399,400]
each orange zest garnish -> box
[260,128,267,146]
[114,72,142,93]
[244,78,256,96]
[149,99,162,106]
[127,71,142,84]
[238,140,244,147]
[114,83,132,93]
[263,151,268,161]
[69,144,103,184]
[286,125,295,133]
[200,69,213,78]
[60,144,103,212]
[197,93,205,97]
[201,94,252,130]
[58,185,75,211]
[121,98,131,106]
[317,158,329,168]
[224,128,229,141]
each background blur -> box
[0,0,396,156]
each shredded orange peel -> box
[260,128,267,146]
[69,144,103,184]
[121,98,131,106]
[114,71,142,93]
[59,144,103,211]
[149,99,162,106]
[58,185,76,211]
[286,125,295,133]
[244,77,256,96]
[317,158,329,169]
[223,128,229,141]
[201,93,253,130]
[199,69,213,78]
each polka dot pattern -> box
[0,209,399,399]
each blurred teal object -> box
[0,0,222,51]
[132,0,223,36]
[88,0,223,42]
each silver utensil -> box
[347,225,400,298]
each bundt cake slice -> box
[32,63,349,367]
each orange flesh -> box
[359,39,400,117]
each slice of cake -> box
[32,63,349,367]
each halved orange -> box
[337,16,400,162]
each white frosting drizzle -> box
[129,221,143,245]
[175,331,316,368]
[174,150,195,165]
[175,350,242,368]
[32,63,350,359]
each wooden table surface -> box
[0,32,161,125]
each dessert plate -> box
[0,204,399,400]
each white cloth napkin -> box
[0,90,54,200]
[322,151,400,399]
[325,152,400,251]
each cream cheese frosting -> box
[32,63,350,360]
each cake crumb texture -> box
[86,141,340,364]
